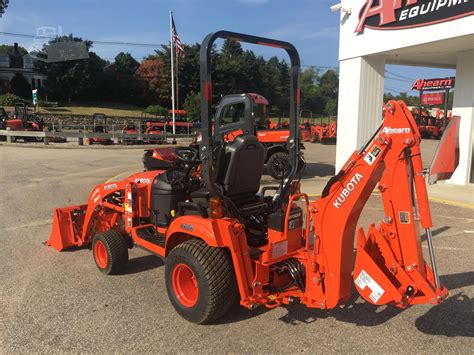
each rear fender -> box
[166,215,256,302]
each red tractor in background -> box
[310,115,337,144]
[119,121,144,145]
[5,103,45,142]
[48,30,457,325]
[144,109,192,135]
[86,113,113,145]
[413,107,451,140]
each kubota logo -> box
[355,0,473,33]
[333,173,364,209]
[381,127,410,134]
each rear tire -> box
[92,230,129,275]
[267,152,289,180]
[165,239,237,324]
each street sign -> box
[32,89,38,105]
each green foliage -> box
[0,93,22,106]
[300,68,339,115]
[183,92,200,120]
[41,35,106,102]
[39,36,340,115]
[10,73,32,99]
[145,104,167,116]
[384,92,419,106]
[103,52,141,104]
[0,0,9,17]
[0,44,28,56]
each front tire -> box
[92,230,129,275]
[165,239,237,324]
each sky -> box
[0,0,455,95]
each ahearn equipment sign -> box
[411,77,455,91]
[356,0,474,33]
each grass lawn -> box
[5,102,146,118]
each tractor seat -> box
[214,135,266,214]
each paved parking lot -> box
[0,142,472,352]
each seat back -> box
[215,135,264,198]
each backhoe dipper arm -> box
[307,100,447,310]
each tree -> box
[41,35,107,102]
[183,91,200,120]
[136,59,169,106]
[300,66,323,114]
[319,70,339,115]
[383,92,419,106]
[103,52,140,103]
[0,44,28,56]
[10,73,31,99]
[0,0,9,17]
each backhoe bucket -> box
[48,205,87,251]
[353,226,448,308]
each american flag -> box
[171,16,185,59]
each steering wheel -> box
[174,146,200,179]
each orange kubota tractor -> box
[48,31,457,324]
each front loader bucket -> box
[48,205,87,251]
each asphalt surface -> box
[1,141,473,353]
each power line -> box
[0,31,166,48]
[384,75,413,83]
[385,70,416,81]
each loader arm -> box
[309,100,447,309]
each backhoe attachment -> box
[307,100,450,310]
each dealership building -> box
[335,0,473,185]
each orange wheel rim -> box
[94,240,108,269]
[172,263,199,307]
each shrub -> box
[144,104,167,116]
[0,93,23,106]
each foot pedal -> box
[136,226,165,247]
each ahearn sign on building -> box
[411,77,455,91]
[356,0,473,33]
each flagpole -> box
[176,54,179,109]
[169,10,176,137]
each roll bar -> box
[199,30,301,207]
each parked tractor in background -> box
[310,115,337,144]
[86,113,113,145]
[5,103,45,142]
[413,107,448,139]
[299,110,313,142]
[119,121,144,145]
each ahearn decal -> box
[381,127,411,134]
[333,173,364,209]
[356,0,473,33]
